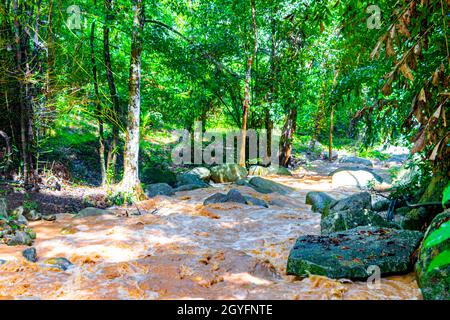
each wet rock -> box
[0,198,7,218]
[176,173,209,189]
[11,206,25,218]
[287,227,423,280]
[338,156,373,167]
[210,164,248,183]
[321,208,399,234]
[372,199,391,212]
[4,231,33,246]
[305,192,336,214]
[173,184,203,192]
[416,210,450,300]
[26,228,36,240]
[268,199,288,207]
[203,189,268,207]
[24,210,42,222]
[16,215,29,227]
[400,207,430,230]
[188,167,211,182]
[330,192,372,213]
[248,165,270,177]
[145,183,175,198]
[43,258,73,271]
[43,214,56,222]
[267,165,293,176]
[331,169,383,189]
[22,247,38,262]
[248,177,294,195]
[76,207,114,218]
[141,167,177,186]
[322,150,339,161]
[0,259,6,265]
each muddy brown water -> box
[0,175,422,300]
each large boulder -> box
[305,192,336,214]
[76,207,114,218]
[416,210,450,300]
[339,156,373,167]
[287,227,424,279]
[140,167,177,186]
[210,164,248,183]
[321,208,399,234]
[176,173,209,189]
[248,177,294,195]
[145,183,175,198]
[331,168,383,189]
[330,192,372,213]
[267,165,293,176]
[203,189,268,208]
[248,165,270,177]
[188,167,211,182]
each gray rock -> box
[248,165,270,177]
[287,227,423,279]
[331,169,383,189]
[188,167,211,182]
[305,192,336,214]
[226,189,247,204]
[5,231,33,246]
[267,165,293,176]
[176,173,209,188]
[416,210,450,300]
[322,150,339,160]
[372,199,391,212]
[339,156,373,167]
[0,198,7,218]
[43,214,56,222]
[24,210,42,222]
[16,215,29,226]
[330,192,372,213]
[11,206,25,218]
[321,208,399,234]
[145,183,175,198]
[268,199,288,207]
[173,184,203,192]
[0,259,6,265]
[203,193,229,205]
[210,164,248,183]
[42,257,73,271]
[244,196,269,208]
[248,177,294,195]
[203,189,268,207]
[22,247,37,262]
[76,207,114,218]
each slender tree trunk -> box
[239,0,257,167]
[328,105,334,161]
[120,0,144,198]
[279,105,297,167]
[104,0,120,182]
[90,1,107,186]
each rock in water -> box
[330,192,372,213]
[22,247,38,262]
[176,173,209,188]
[244,196,269,208]
[43,215,56,222]
[305,192,336,214]
[321,209,399,234]
[24,210,42,222]
[339,156,373,167]
[145,183,175,198]
[188,167,211,182]
[226,189,248,204]
[43,258,73,271]
[0,198,7,218]
[332,169,383,189]
[248,165,270,177]
[76,207,114,218]
[210,164,248,183]
[203,189,268,207]
[416,210,450,300]
[4,231,33,246]
[248,177,294,195]
[287,227,423,279]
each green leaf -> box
[443,183,450,208]
[423,221,450,249]
[427,250,450,273]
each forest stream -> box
[0,167,422,300]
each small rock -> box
[16,215,29,226]
[176,173,210,188]
[203,193,228,205]
[43,257,73,271]
[244,196,269,208]
[248,177,294,195]
[210,164,248,183]
[5,231,33,246]
[43,215,56,222]
[226,189,247,204]
[267,165,293,176]
[305,192,336,214]
[330,192,372,213]
[76,207,114,218]
[248,165,270,177]
[188,167,211,182]
[145,183,175,198]
[22,247,37,262]
[24,210,42,222]
[11,206,25,217]
[203,189,268,207]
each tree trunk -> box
[104,0,120,183]
[328,105,334,161]
[239,0,257,167]
[120,0,144,198]
[90,1,107,186]
[279,105,297,167]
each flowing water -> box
[0,174,422,300]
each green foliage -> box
[443,183,450,208]
[427,250,450,273]
[424,221,450,249]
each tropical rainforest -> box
[0,0,449,300]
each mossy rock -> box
[305,191,336,214]
[210,164,248,183]
[416,210,450,300]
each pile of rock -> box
[203,189,268,208]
